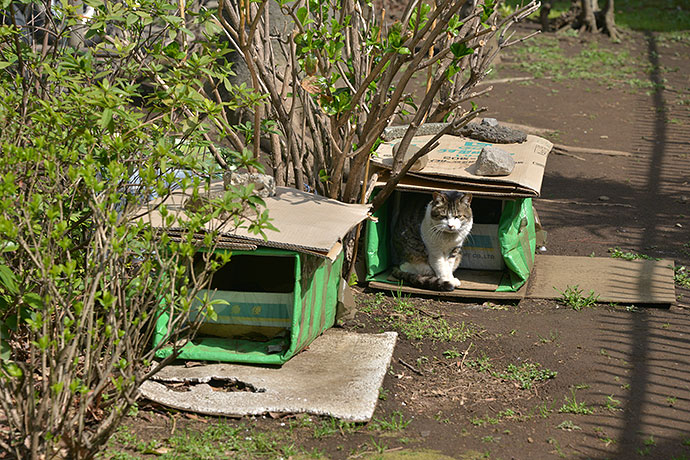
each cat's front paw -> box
[442,277,461,289]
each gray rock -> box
[474,146,515,176]
[223,171,276,198]
[458,122,528,144]
[481,117,499,127]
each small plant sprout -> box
[559,389,593,415]
[667,396,678,406]
[604,395,622,411]
[556,420,581,431]
[556,285,600,310]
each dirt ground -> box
[116,21,690,460]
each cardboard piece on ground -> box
[527,255,676,304]
[373,134,553,197]
[138,184,370,259]
[368,268,528,300]
[139,330,397,422]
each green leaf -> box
[296,6,309,26]
[450,42,473,59]
[0,264,17,295]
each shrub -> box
[0,0,270,457]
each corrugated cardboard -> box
[372,134,553,197]
[460,223,505,271]
[139,183,370,259]
[527,255,676,305]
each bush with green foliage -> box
[0,0,272,458]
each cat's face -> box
[429,191,473,233]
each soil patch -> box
[110,23,690,460]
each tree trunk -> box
[580,0,597,32]
[603,0,619,40]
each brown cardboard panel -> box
[527,255,676,304]
[368,268,527,300]
[139,183,370,258]
[368,280,527,300]
[372,134,552,196]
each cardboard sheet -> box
[527,255,676,304]
[368,268,527,300]
[372,134,553,197]
[139,184,370,259]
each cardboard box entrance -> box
[364,129,551,299]
[140,185,370,365]
[153,247,344,365]
[364,188,537,297]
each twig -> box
[553,144,633,157]
[538,198,633,208]
[477,76,536,86]
[553,150,586,161]
[459,342,473,369]
[398,358,423,375]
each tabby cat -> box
[391,191,473,291]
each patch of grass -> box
[313,417,360,439]
[493,362,558,389]
[359,292,386,313]
[674,266,690,288]
[504,35,645,87]
[608,247,659,261]
[556,420,581,431]
[368,411,410,432]
[616,0,690,32]
[559,390,593,415]
[391,310,479,342]
[466,355,492,372]
[556,285,599,310]
[481,435,500,443]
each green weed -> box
[466,355,492,372]
[674,266,690,288]
[369,411,410,432]
[556,420,581,431]
[493,362,558,389]
[556,285,599,310]
[443,348,461,359]
[604,395,622,412]
[608,247,658,261]
[360,292,386,313]
[559,390,593,415]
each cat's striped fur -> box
[392,191,473,291]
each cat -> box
[391,191,473,291]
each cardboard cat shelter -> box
[139,184,370,365]
[362,125,677,304]
[363,130,553,299]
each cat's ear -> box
[462,193,472,205]
[432,191,445,205]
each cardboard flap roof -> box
[140,182,371,259]
[372,134,553,197]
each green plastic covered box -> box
[364,189,538,296]
[364,130,551,298]
[153,247,345,365]
[142,185,370,365]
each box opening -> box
[365,189,537,294]
[190,253,296,343]
[153,247,344,365]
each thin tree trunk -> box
[603,0,619,40]
[580,0,597,32]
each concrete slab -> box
[139,330,397,422]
